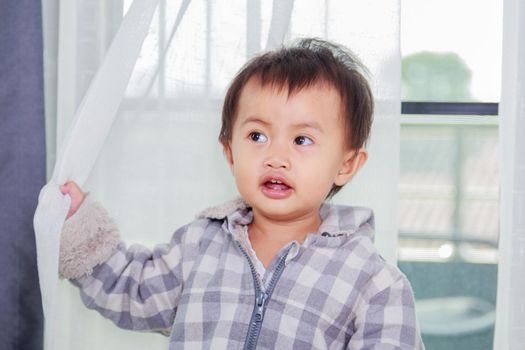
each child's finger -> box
[60,181,81,195]
[60,183,70,195]
[62,182,85,220]
[68,184,80,196]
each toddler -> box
[60,38,424,349]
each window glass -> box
[399,117,499,349]
[399,117,498,263]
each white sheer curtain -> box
[494,0,525,348]
[42,0,401,348]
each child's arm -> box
[347,271,424,350]
[59,182,189,334]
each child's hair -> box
[219,38,374,198]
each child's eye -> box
[294,136,313,146]
[249,132,268,143]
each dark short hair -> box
[219,38,374,198]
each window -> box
[398,1,502,349]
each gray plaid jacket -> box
[61,197,424,349]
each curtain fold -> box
[494,0,525,348]
[41,1,401,348]
[36,1,160,349]
[0,1,45,349]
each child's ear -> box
[334,148,368,186]
[222,141,234,172]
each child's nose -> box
[264,142,291,169]
[264,157,290,169]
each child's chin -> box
[253,201,306,219]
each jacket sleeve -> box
[59,195,194,335]
[346,272,425,350]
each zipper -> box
[255,291,268,322]
[237,241,291,350]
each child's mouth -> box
[264,179,290,191]
[261,178,292,199]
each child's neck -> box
[247,208,322,268]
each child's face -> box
[224,78,367,221]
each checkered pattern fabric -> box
[67,200,424,349]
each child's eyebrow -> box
[241,117,323,132]
[241,117,269,127]
[290,121,324,132]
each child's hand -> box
[60,181,86,220]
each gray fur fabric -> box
[59,195,120,279]
[196,197,249,219]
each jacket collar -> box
[197,197,375,242]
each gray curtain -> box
[0,0,45,349]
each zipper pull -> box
[255,292,268,322]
